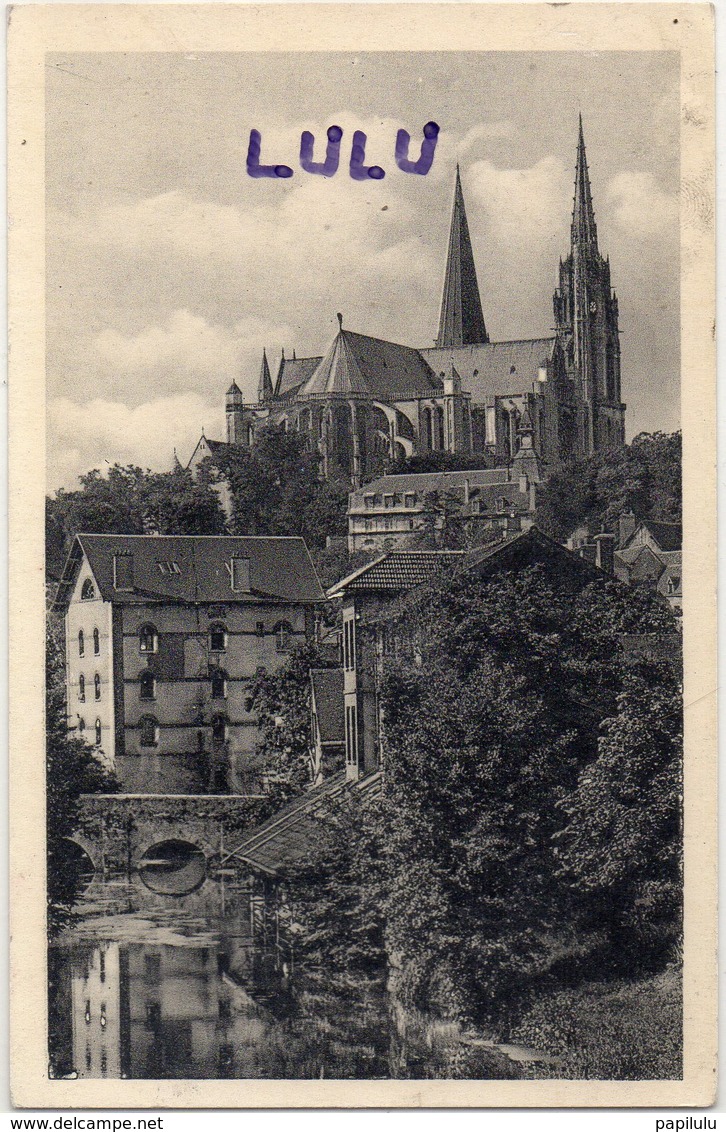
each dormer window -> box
[496,497,506,514]
[404,493,415,507]
[81,579,95,601]
[667,575,681,595]
[364,495,374,510]
[229,557,250,593]
[209,623,227,652]
[156,561,181,575]
[384,495,394,509]
[113,553,134,591]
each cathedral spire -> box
[436,165,489,347]
[258,348,273,402]
[571,115,598,249]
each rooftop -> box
[310,668,345,745]
[54,534,326,609]
[328,549,465,596]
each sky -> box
[45,51,680,491]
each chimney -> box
[593,532,616,574]
[618,510,637,549]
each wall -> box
[65,564,115,768]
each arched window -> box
[94,719,102,746]
[78,717,86,735]
[139,715,159,748]
[209,622,227,652]
[81,579,95,601]
[423,407,433,449]
[93,627,100,655]
[78,630,85,657]
[139,671,156,701]
[211,669,227,699]
[211,714,228,743]
[94,673,101,701]
[139,624,158,654]
[436,406,445,451]
[275,621,292,653]
[78,674,86,702]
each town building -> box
[346,456,539,554]
[568,512,682,609]
[54,534,325,795]
[327,530,619,782]
[188,119,625,491]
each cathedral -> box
[189,119,625,487]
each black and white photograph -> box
[8,2,716,1108]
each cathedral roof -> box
[421,338,556,401]
[437,165,489,347]
[301,329,439,400]
[274,355,322,398]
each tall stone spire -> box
[436,165,489,347]
[258,348,273,402]
[571,115,598,249]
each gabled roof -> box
[351,468,510,502]
[420,338,556,402]
[223,771,382,876]
[328,550,465,596]
[622,519,682,552]
[54,534,325,609]
[186,435,232,470]
[310,668,344,745]
[301,329,440,401]
[274,355,322,398]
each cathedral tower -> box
[553,118,624,456]
[436,166,489,347]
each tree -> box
[248,641,340,806]
[46,463,227,579]
[46,622,118,934]
[534,431,682,542]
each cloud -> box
[458,121,517,158]
[47,392,220,491]
[91,310,293,394]
[606,171,679,240]
[468,155,571,247]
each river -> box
[48,859,522,1081]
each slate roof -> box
[301,330,440,401]
[54,534,325,609]
[328,550,465,596]
[274,356,322,398]
[351,468,510,503]
[420,338,557,402]
[623,519,682,552]
[225,771,382,875]
[310,668,345,745]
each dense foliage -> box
[534,431,682,541]
[46,622,118,934]
[210,426,349,549]
[286,561,682,1031]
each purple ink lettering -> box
[300,125,343,176]
[395,121,440,175]
[246,129,293,179]
[349,130,385,181]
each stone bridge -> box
[73,793,268,876]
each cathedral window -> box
[81,578,96,601]
[436,406,445,450]
[78,629,85,657]
[93,627,100,655]
[78,674,85,702]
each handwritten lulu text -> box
[247,122,440,179]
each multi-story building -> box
[568,513,682,609]
[54,534,325,794]
[189,120,625,489]
[346,456,539,554]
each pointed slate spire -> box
[437,165,488,348]
[571,115,598,249]
[258,348,273,402]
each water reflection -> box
[49,869,520,1080]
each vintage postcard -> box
[8,2,716,1109]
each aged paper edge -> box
[7,2,717,1109]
